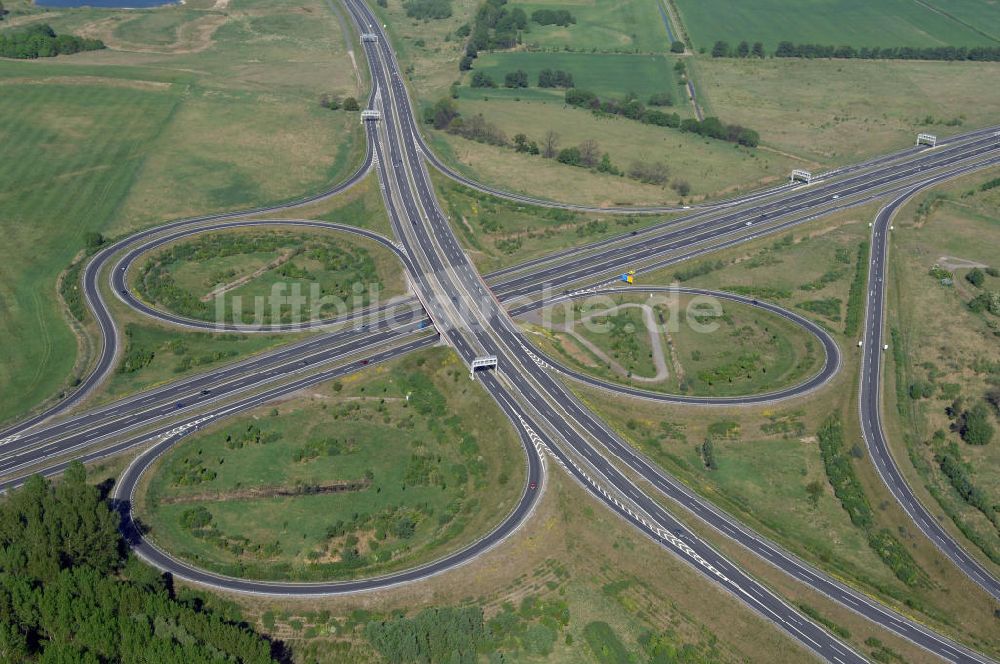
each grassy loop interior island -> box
[136,347,524,581]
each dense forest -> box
[0,23,105,59]
[0,464,278,662]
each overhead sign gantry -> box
[469,355,498,380]
[790,169,812,184]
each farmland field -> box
[0,0,364,426]
[672,0,1000,51]
[0,80,180,427]
[512,0,672,53]
[137,347,525,581]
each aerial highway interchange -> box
[1,1,999,661]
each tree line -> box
[712,40,765,58]
[816,414,927,587]
[776,41,1000,62]
[0,464,277,661]
[423,97,695,192]
[936,442,998,531]
[319,93,360,111]
[710,38,1000,62]
[471,67,574,89]
[0,23,105,59]
[565,88,759,147]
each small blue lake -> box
[34,0,177,7]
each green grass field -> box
[512,0,672,53]
[138,347,524,581]
[463,51,678,101]
[643,205,874,328]
[672,0,999,51]
[434,170,685,270]
[431,97,795,209]
[0,0,365,426]
[525,293,823,397]
[104,323,294,401]
[695,58,1000,167]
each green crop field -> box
[0,80,180,427]
[464,51,678,101]
[0,0,365,426]
[525,293,823,397]
[672,0,1000,51]
[512,0,672,53]
[138,347,524,581]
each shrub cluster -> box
[936,443,997,528]
[504,69,527,88]
[365,596,571,663]
[403,0,452,20]
[537,67,573,88]
[530,8,575,26]
[673,259,725,282]
[460,0,526,70]
[817,415,927,586]
[680,116,760,147]
[711,40,765,58]
[843,241,869,337]
[968,290,1000,316]
[0,23,104,59]
[797,297,842,321]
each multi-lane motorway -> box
[1,1,999,660]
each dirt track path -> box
[571,303,670,382]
